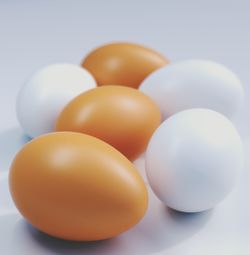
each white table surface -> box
[1,0,250,254]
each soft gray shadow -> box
[10,217,120,255]
[115,191,213,254]
[7,190,212,255]
[0,127,30,171]
[26,223,116,254]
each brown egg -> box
[81,42,169,89]
[9,132,148,241]
[56,86,161,161]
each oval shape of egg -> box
[16,63,96,138]
[9,132,148,241]
[82,42,169,89]
[145,109,244,212]
[56,86,161,161]
[140,60,244,119]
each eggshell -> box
[145,109,244,212]
[16,63,96,138]
[56,86,161,161]
[9,132,148,241]
[82,42,169,89]
[140,60,244,119]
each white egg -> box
[16,63,96,138]
[140,60,244,119]
[145,109,244,212]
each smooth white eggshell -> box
[16,63,96,138]
[140,60,244,119]
[145,108,244,212]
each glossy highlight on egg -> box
[140,59,244,119]
[9,132,148,241]
[16,63,97,138]
[145,109,244,212]
[56,85,161,161]
[82,42,169,89]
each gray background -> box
[0,0,250,254]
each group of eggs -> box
[9,42,244,241]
